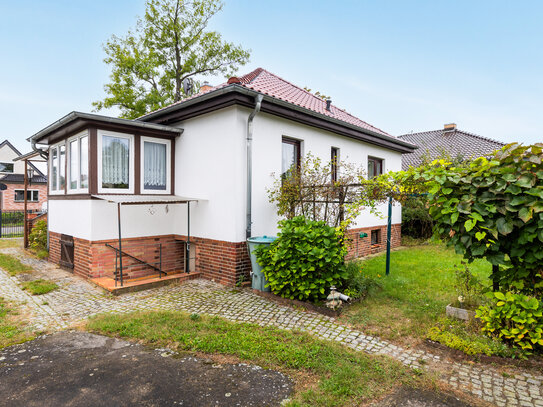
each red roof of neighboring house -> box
[139,68,392,138]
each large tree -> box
[93,0,250,119]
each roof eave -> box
[140,85,417,153]
[29,111,184,145]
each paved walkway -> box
[0,251,542,407]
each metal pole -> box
[23,160,28,248]
[185,201,190,274]
[117,203,123,286]
[386,196,392,276]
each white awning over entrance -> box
[91,195,204,205]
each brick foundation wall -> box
[345,223,401,260]
[0,183,47,211]
[48,233,186,280]
[48,224,399,286]
[49,231,61,265]
[187,237,251,286]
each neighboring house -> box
[28,68,415,288]
[398,123,506,170]
[0,140,47,211]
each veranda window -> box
[101,135,131,190]
[144,141,166,190]
[59,145,66,190]
[51,148,58,191]
[141,137,171,193]
[68,132,89,193]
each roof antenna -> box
[326,99,332,111]
[182,78,194,95]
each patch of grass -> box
[0,297,34,348]
[0,253,32,275]
[341,242,491,346]
[0,238,21,249]
[88,311,427,407]
[34,249,49,260]
[427,318,516,358]
[22,279,58,295]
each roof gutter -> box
[28,111,183,144]
[246,94,263,239]
[139,84,417,152]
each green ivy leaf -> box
[496,218,514,235]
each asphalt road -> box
[0,332,292,407]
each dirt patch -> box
[420,339,543,376]
[0,331,293,407]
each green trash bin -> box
[247,236,276,292]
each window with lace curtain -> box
[141,137,170,194]
[98,130,134,193]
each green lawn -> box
[88,311,429,407]
[341,242,492,347]
[0,297,34,348]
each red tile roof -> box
[140,68,392,138]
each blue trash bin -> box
[246,236,276,291]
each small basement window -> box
[371,229,381,245]
[15,190,39,202]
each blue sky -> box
[1,0,542,154]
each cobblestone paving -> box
[0,251,542,406]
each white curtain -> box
[282,143,295,175]
[102,136,130,188]
[144,141,166,190]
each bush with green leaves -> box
[255,216,347,302]
[476,291,543,353]
[341,260,382,300]
[401,195,434,239]
[28,220,47,254]
[396,143,543,295]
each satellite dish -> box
[0,183,6,191]
[182,78,193,96]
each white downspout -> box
[246,94,264,239]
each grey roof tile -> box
[397,129,506,170]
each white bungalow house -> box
[28,68,415,291]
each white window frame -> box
[140,136,171,195]
[14,189,39,202]
[0,162,14,174]
[67,131,89,194]
[49,141,65,195]
[97,130,135,194]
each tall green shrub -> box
[401,195,434,239]
[396,143,543,295]
[255,216,347,301]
